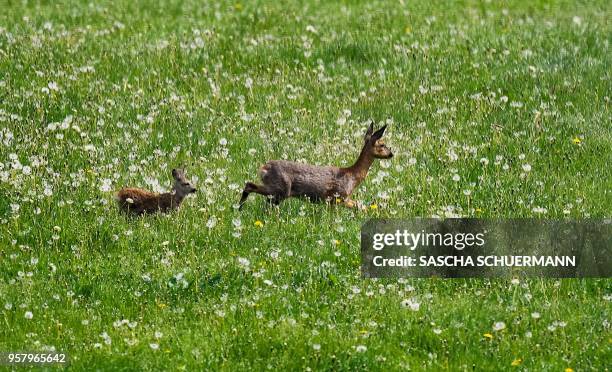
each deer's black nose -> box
[388,153,394,158]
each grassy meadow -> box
[0,0,611,370]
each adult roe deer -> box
[117,168,197,215]
[239,121,393,209]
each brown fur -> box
[239,122,393,209]
[116,169,196,215]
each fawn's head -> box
[364,121,393,159]
[172,168,197,195]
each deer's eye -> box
[182,182,189,186]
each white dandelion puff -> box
[493,321,506,331]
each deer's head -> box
[364,121,393,159]
[172,168,197,196]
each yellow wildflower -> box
[565,369,574,372]
[572,137,581,145]
[370,204,378,210]
[511,358,522,366]
[483,333,493,340]
[254,220,264,227]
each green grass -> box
[1,0,611,370]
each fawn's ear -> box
[172,168,182,180]
[364,120,374,141]
[372,125,387,141]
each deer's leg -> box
[343,199,356,208]
[269,177,291,206]
[341,193,362,209]
[267,196,281,206]
[128,205,144,216]
[239,182,271,209]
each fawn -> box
[116,168,197,215]
[239,121,393,209]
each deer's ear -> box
[172,169,180,179]
[364,120,374,141]
[372,125,387,140]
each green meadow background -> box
[0,0,610,370]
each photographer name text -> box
[373,255,576,267]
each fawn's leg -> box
[343,199,356,208]
[342,194,362,209]
[239,182,271,210]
